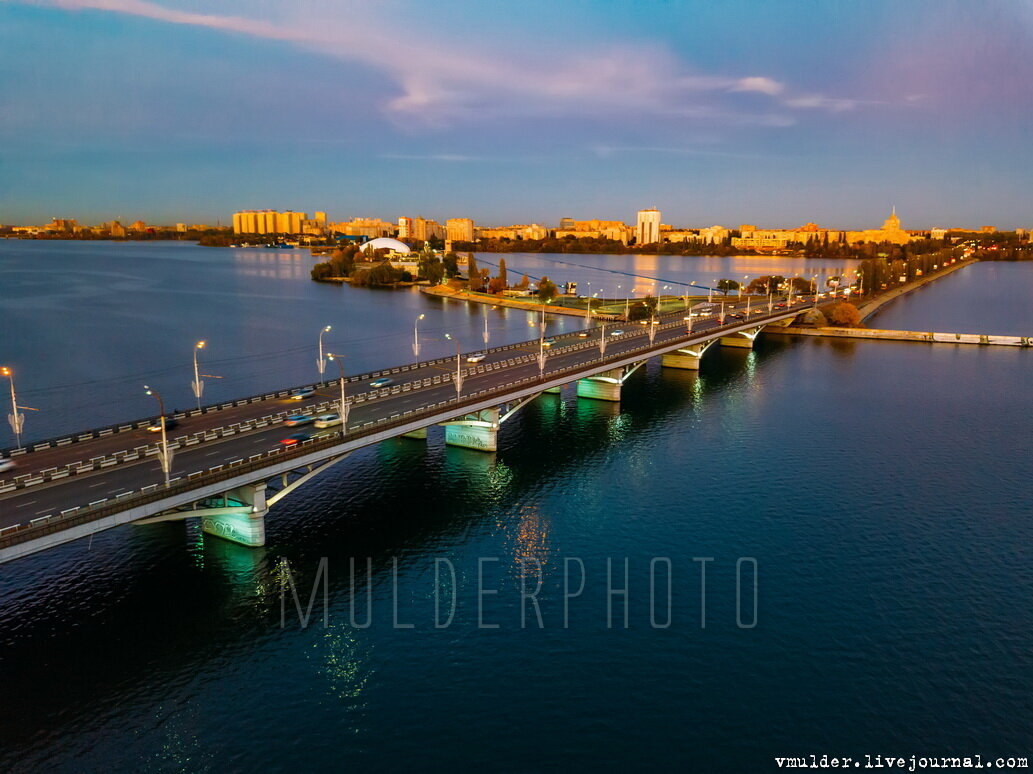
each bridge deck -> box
[0,298,810,562]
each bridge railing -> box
[0,304,806,552]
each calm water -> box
[0,242,1030,772]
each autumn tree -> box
[537,276,558,302]
[826,302,862,327]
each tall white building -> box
[636,208,661,245]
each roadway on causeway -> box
[0,297,809,531]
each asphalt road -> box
[0,297,812,530]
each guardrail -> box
[0,304,799,492]
[0,332,574,458]
[0,304,805,552]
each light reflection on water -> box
[0,244,1031,771]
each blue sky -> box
[2,0,1032,228]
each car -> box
[280,433,311,446]
[577,331,590,338]
[609,329,624,337]
[284,414,314,427]
[775,303,787,309]
[369,377,392,388]
[288,388,315,400]
[0,458,16,474]
[313,413,342,429]
[466,353,486,363]
[147,417,179,433]
[542,338,556,347]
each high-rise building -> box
[636,208,661,245]
[446,218,475,243]
[232,210,310,235]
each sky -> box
[1,0,1032,228]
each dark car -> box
[280,433,311,446]
[147,417,179,433]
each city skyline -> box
[2,1,1033,226]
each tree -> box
[487,276,506,294]
[442,252,459,278]
[467,254,484,291]
[497,257,508,287]
[716,278,739,294]
[826,302,862,327]
[537,276,558,302]
[517,274,530,290]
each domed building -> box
[360,237,411,255]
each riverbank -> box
[421,284,613,318]
[856,258,971,321]
[768,326,1030,346]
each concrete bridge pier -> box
[441,408,501,452]
[661,340,716,370]
[576,362,646,401]
[720,326,763,349]
[200,483,268,547]
[401,427,428,440]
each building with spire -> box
[845,207,916,245]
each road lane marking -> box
[17,501,37,508]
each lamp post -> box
[2,366,25,449]
[683,315,693,335]
[444,334,464,399]
[143,385,171,487]
[482,314,490,347]
[812,275,819,307]
[413,314,425,361]
[599,322,607,356]
[326,353,350,432]
[317,325,332,378]
[719,299,726,325]
[191,340,206,412]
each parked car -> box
[0,458,16,474]
[369,377,392,388]
[284,414,314,427]
[466,353,486,363]
[147,417,179,433]
[313,413,342,429]
[288,388,315,400]
[280,433,311,446]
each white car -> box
[466,353,486,363]
[0,458,15,474]
[313,413,342,429]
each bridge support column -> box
[201,483,267,547]
[401,427,428,440]
[441,408,500,452]
[661,340,716,370]
[720,327,762,349]
[544,385,562,394]
[577,368,624,402]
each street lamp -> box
[683,315,693,335]
[812,275,819,307]
[2,366,25,449]
[191,340,206,412]
[413,314,425,360]
[317,325,332,378]
[482,314,490,347]
[326,353,350,432]
[143,385,172,487]
[444,334,464,399]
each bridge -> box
[0,297,813,564]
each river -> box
[0,241,1029,772]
